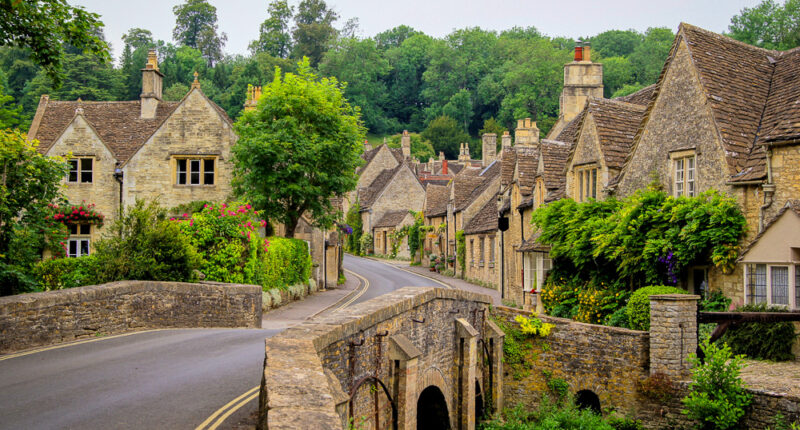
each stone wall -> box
[768,144,800,225]
[0,280,261,354]
[492,306,650,415]
[465,232,499,289]
[369,167,425,234]
[259,288,501,430]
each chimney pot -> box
[574,45,583,62]
[442,159,448,175]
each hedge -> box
[34,255,99,291]
[626,285,689,331]
[263,237,312,290]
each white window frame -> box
[575,165,598,202]
[67,158,93,184]
[67,223,91,257]
[671,151,696,197]
[175,157,216,186]
[744,263,798,309]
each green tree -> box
[386,132,435,160]
[383,33,436,130]
[0,70,22,129]
[0,0,109,87]
[249,0,294,58]
[421,115,469,159]
[232,59,365,237]
[291,0,338,67]
[121,28,155,50]
[375,25,420,50]
[590,29,642,58]
[612,83,646,99]
[479,117,507,147]
[629,27,674,85]
[172,0,227,66]
[119,28,156,100]
[163,82,189,101]
[0,129,69,295]
[602,56,636,98]
[728,0,800,50]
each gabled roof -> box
[584,98,647,171]
[554,109,584,144]
[359,144,404,174]
[515,145,539,196]
[738,200,800,260]
[758,48,800,146]
[500,147,517,187]
[458,161,501,212]
[374,210,411,228]
[539,139,571,192]
[452,175,485,212]
[424,184,449,217]
[517,229,550,252]
[464,193,499,235]
[359,165,403,210]
[31,98,180,162]
[613,84,657,106]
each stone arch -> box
[474,379,485,421]
[575,389,601,414]
[417,366,454,425]
[417,385,451,430]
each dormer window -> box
[575,165,597,202]
[68,158,93,183]
[671,151,696,197]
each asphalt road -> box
[0,255,441,430]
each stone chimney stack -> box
[482,133,497,167]
[514,118,540,146]
[428,157,435,172]
[244,84,262,112]
[401,130,411,158]
[559,41,603,123]
[458,142,471,162]
[363,140,372,151]
[501,131,512,149]
[140,49,163,119]
[439,151,445,161]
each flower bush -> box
[515,314,554,337]
[47,202,105,227]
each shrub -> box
[262,237,312,289]
[700,291,732,312]
[93,200,199,283]
[478,397,622,430]
[456,230,465,277]
[682,339,752,430]
[626,285,689,331]
[359,233,373,255]
[720,303,798,361]
[34,255,99,290]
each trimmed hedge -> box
[34,255,99,291]
[720,303,798,361]
[263,237,312,290]
[626,285,689,331]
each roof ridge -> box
[680,22,782,56]
[589,97,647,111]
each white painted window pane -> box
[747,264,767,304]
[69,240,78,258]
[771,266,789,305]
[80,239,90,257]
[190,160,201,184]
[675,159,684,196]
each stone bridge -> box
[257,287,503,430]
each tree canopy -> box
[232,59,365,237]
[172,0,227,66]
[728,0,800,50]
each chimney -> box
[458,142,471,161]
[482,133,497,167]
[140,49,163,119]
[442,159,448,175]
[560,41,603,123]
[428,157,435,173]
[244,84,262,112]
[363,140,372,151]
[583,42,591,62]
[439,151,445,161]
[574,45,583,62]
[502,131,512,149]
[401,130,411,158]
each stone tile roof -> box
[515,145,539,196]
[452,175,485,212]
[459,166,483,176]
[613,84,657,106]
[362,144,403,165]
[586,98,648,171]
[539,139,571,192]
[554,109,584,144]
[518,196,533,210]
[448,163,464,174]
[517,229,550,252]
[759,48,800,146]
[424,184,449,217]
[359,165,402,210]
[459,161,501,212]
[739,200,800,260]
[374,210,410,228]
[501,147,517,187]
[464,194,499,235]
[422,179,451,188]
[31,98,181,163]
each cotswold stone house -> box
[611,24,800,308]
[29,50,236,256]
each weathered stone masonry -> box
[0,281,262,354]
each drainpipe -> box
[113,163,124,209]
[758,149,775,233]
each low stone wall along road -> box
[0,255,442,430]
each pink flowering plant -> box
[47,202,105,227]
[174,202,269,286]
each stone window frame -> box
[535,177,545,209]
[67,223,92,257]
[67,157,93,184]
[744,263,799,310]
[574,163,598,202]
[670,149,696,198]
[479,236,485,267]
[488,235,496,267]
[469,239,475,266]
[172,155,217,187]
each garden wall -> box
[0,280,262,354]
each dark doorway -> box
[417,385,450,430]
[474,381,485,421]
[575,390,601,414]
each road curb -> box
[307,269,367,318]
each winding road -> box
[0,255,444,430]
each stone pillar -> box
[649,294,700,380]
[455,318,478,430]
[501,131,512,150]
[401,130,411,159]
[485,320,505,414]
[389,334,422,430]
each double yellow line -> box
[195,385,260,430]
[333,269,370,311]
[0,330,161,362]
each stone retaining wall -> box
[0,280,261,354]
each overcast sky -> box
[73,0,761,63]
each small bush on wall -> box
[34,255,99,290]
[626,286,689,331]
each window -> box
[489,236,495,263]
[771,266,789,305]
[67,224,91,257]
[470,239,474,265]
[68,158,93,183]
[746,264,799,308]
[479,237,485,265]
[175,157,215,185]
[576,167,597,202]
[746,264,767,304]
[674,155,696,197]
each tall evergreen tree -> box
[292,0,338,67]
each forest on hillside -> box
[0,0,798,159]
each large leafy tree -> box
[120,28,156,100]
[629,27,674,86]
[250,0,294,58]
[232,59,364,237]
[728,0,800,50]
[0,0,109,87]
[291,0,338,67]
[420,115,469,159]
[0,129,69,295]
[0,70,22,129]
[172,0,227,66]
[590,30,642,58]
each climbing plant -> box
[344,200,363,253]
[407,211,424,260]
[456,230,466,278]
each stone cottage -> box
[372,210,415,258]
[29,50,236,256]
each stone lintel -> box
[650,294,701,301]
[389,334,423,361]
[455,317,479,338]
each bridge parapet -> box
[258,287,501,430]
